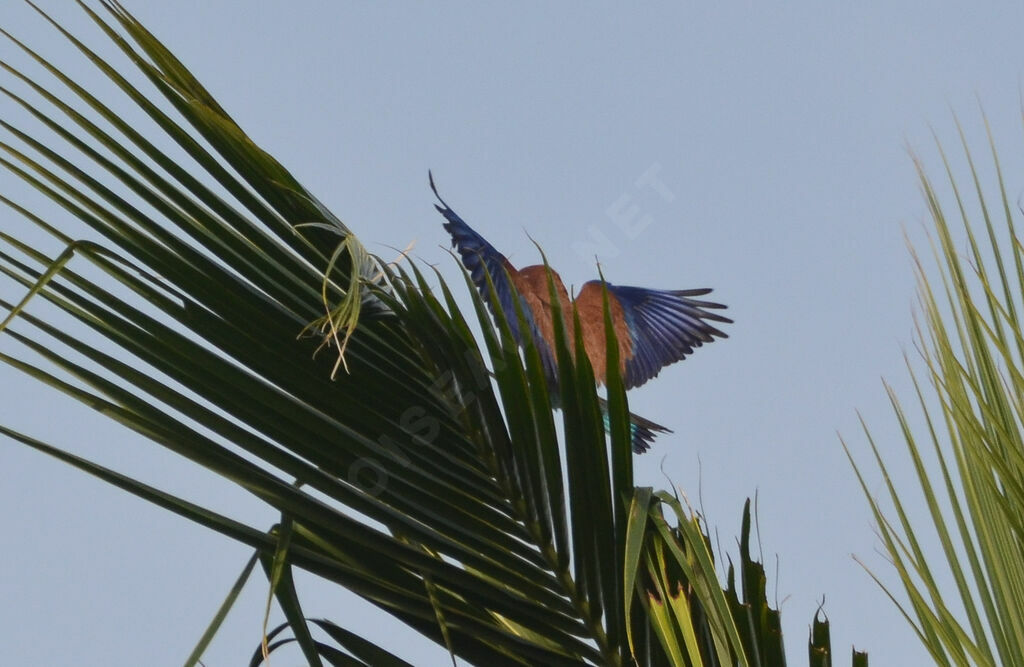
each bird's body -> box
[432,175,730,452]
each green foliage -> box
[0,3,865,665]
[847,116,1024,666]
[625,493,867,667]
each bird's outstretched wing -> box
[431,174,560,383]
[430,173,522,333]
[574,281,731,390]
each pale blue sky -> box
[3,2,1024,664]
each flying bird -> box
[432,174,730,453]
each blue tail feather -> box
[597,397,670,453]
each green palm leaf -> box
[0,3,648,662]
[847,114,1024,667]
[1,3,865,665]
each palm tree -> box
[848,118,1024,667]
[0,3,864,664]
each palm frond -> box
[847,112,1024,667]
[0,3,867,665]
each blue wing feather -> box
[430,173,521,337]
[431,174,560,382]
[605,284,731,390]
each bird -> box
[431,173,731,453]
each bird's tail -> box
[596,397,671,453]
